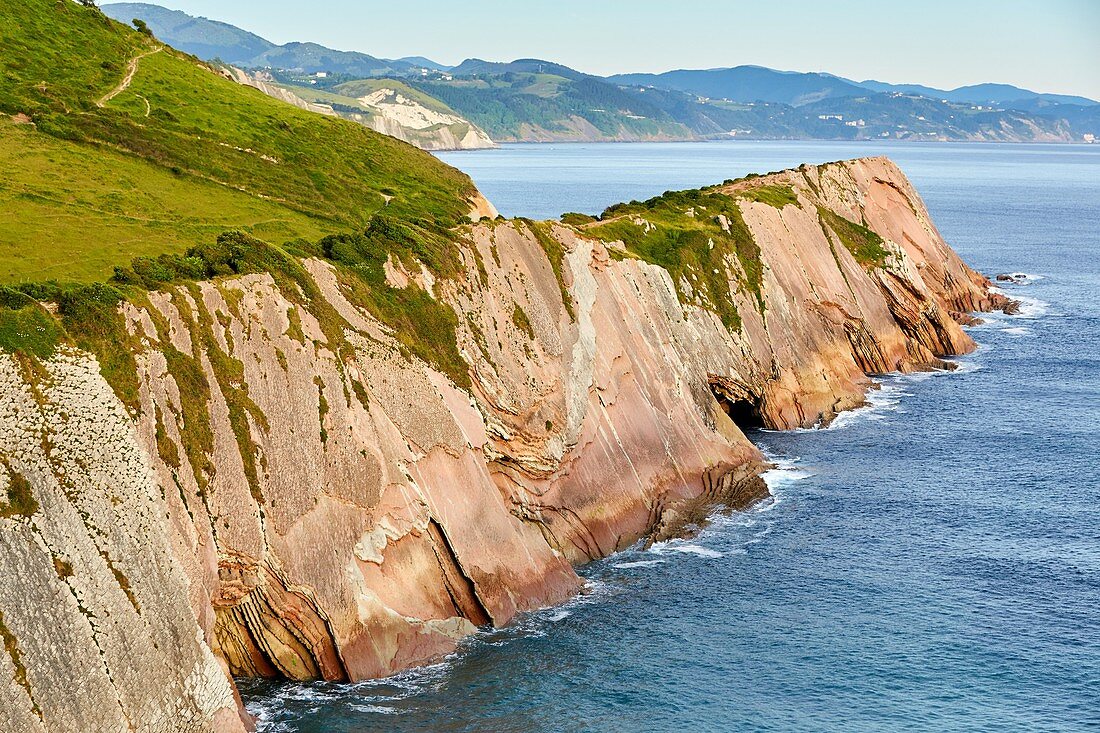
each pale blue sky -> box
[139,0,1100,98]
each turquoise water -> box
[241,141,1100,732]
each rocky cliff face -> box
[0,158,1011,731]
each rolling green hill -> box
[0,0,477,284]
[99,3,1099,144]
[409,73,695,142]
[0,0,495,394]
[608,66,869,107]
[0,118,328,283]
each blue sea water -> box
[241,141,1100,732]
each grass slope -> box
[0,119,328,283]
[0,0,476,283]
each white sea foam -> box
[761,463,812,493]
[1012,294,1051,318]
[825,383,899,429]
[649,541,724,558]
[991,286,1052,319]
[1002,326,1032,336]
[578,576,613,601]
[347,704,399,715]
[612,559,666,569]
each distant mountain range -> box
[102,2,274,65]
[102,3,1100,147]
[102,3,449,76]
[609,67,868,107]
[610,66,1098,110]
[855,80,1096,108]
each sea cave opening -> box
[709,381,766,432]
[723,398,766,431]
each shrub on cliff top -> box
[0,288,65,359]
[111,224,471,389]
[739,184,799,209]
[0,282,141,410]
[561,212,597,226]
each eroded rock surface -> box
[0,158,1011,731]
[0,350,246,733]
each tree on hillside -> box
[132,18,154,37]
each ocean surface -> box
[241,141,1100,732]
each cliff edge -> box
[0,157,1012,732]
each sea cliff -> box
[0,158,1011,732]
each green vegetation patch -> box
[410,73,693,142]
[0,113,331,285]
[52,557,74,579]
[0,1,139,117]
[0,462,39,519]
[738,184,799,209]
[119,253,272,502]
[586,187,768,331]
[0,289,65,359]
[523,220,575,321]
[314,376,329,444]
[153,403,181,469]
[331,78,460,115]
[87,46,473,227]
[114,224,471,392]
[100,549,141,614]
[181,283,268,505]
[322,219,469,389]
[162,343,215,495]
[2,281,142,411]
[511,304,535,340]
[0,609,40,719]
[560,212,597,226]
[817,207,891,268]
[59,284,142,412]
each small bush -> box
[561,212,596,226]
[1,466,39,519]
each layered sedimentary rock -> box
[0,158,1011,731]
[0,351,248,733]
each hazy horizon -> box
[107,0,1100,100]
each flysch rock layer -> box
[0,157,1012,731]
[0,350,247,733]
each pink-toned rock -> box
[0,158,1007,732]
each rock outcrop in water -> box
[0,158,1012,732]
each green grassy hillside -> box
[0,0,476,284]
[409,73,695,142]
[330,79,459,115]
[0,118,330,283]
